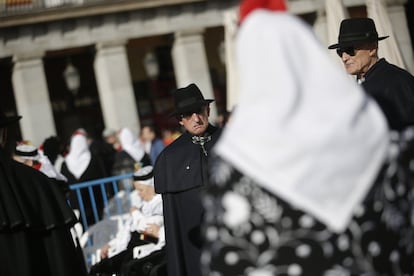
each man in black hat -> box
[153,83,221,276]
[329,17,414,131]
[0,109,88,276]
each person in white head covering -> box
[61,130,107,227]
[202,0,414,275]
[90,165,165,276]
[112,128,151,176]
[14,142,69,196]
[13,143,40,167]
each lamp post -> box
[142,51,159,80]
[63,60,80,96]
[218,40,226,66]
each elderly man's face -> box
[337,43,378,78]
[179,105,210,136]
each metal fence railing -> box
[69,172,134,231]
[69,173,136,267]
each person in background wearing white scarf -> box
[112,127,152,176]
[201,0,414,275]
[14,142,69,196]
[61,130,107,227]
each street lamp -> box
[142,51,159,80]
[218,40,226,65]
[63,60,80,96]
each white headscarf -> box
[119,128,145,162]
[133,165,154,187]
[214,10,389,233]
[38,150,68,181]
[65,134,91,180]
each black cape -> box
[362,58,414,131]
[0,148,87,276]
[154,124,221,276]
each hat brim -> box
[328,36,389,49]
[0,116,22,127]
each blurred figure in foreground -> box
[0,110,87,276]
[202,0,414,275]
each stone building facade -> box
[0,0,412,145]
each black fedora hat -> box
[328,18,389,49]
[0,109,21,128]
[169,83,214,117]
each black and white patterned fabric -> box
[202,130,414,276]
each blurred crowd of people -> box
[12,124,183,222]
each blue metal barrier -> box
[69,173,134,231]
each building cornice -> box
[0,0,205,28]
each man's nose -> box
[191,113,201,122]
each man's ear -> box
[179,120,184,126]
[368,47,377,57]
[368,42,378,57]
[207,105,211,116]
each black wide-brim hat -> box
[0,110,22,128]
[169,83,214,117]
[328,18,389,49]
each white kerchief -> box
[65,134,91,180]
[39,151,68,181]
[215,11,389,232]
[119,128,145,162]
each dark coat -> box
[362,58,414,131]
[0,148,87,276]
[154,124,221,276]
[61,154,108,226]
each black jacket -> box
[362,58,414,131]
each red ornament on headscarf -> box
[239,0,287,24]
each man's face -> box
[337,43,377,78]
[179,105,210,136]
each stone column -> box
[94,40,140,136]
[313,9,328,46]
[172,29,217,123]
[223,9,240,112]
[12,53,56,146]
[388,4,414,74]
